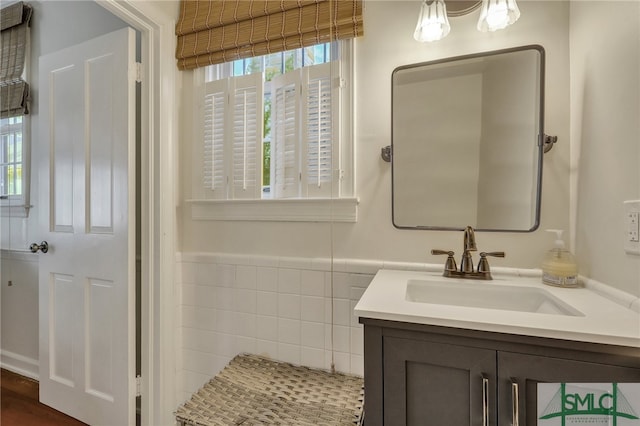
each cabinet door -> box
[498,351,640,425]
[383,336,497,426]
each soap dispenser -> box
[541,229,579,287]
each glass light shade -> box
[414,0,451,42]
[477,0,520,32]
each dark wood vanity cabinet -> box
[361,318,640,426]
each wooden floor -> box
[1,369,87,426]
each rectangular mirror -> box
[391,45,545,232]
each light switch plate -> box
[624,200,640,255]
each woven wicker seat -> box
[175,354,365,426]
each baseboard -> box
[0,349,39,380]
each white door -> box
[37,27,136,426]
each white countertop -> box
[354,269,640,348]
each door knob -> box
[29,241,49,253]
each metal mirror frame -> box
[390,44,546,232]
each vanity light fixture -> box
[414,0,520,42]
[413,0,451,42]
[477,0,520,32]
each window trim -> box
[186,197,358,222]
[189,39,356,222]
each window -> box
[0,115,29,217]
[0,116,24,198]
[192,40,356,221]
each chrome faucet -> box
[431,226,505,280]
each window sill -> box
[0,204,31,218]
[186,197,359,222]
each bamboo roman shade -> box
[175,0,363,70]
[0,1,32,118]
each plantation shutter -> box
[271,71,301,198]
[230,73,263,199]
[302,63,335,198]
[175,0,363,70]
[202,79,228,199]
[0,1,32,118]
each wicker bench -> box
[175,354,365,425]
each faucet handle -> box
[477,252,505,273]
[431,249,458,272]
[480,251,505,258]
[431,249,453,256]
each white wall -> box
[179,0,571,271]
[178,3,640,300]
[0,251,39,378]
[175,0,574,399]
[570,1,640,297]
[171,0,640,405]
[0,0,128,376]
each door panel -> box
[49,273,78,386]
[86,277,115,400]
[383,336,497,426]
[87,52,116,234]
[50,64,80,233]
[38,27,136,426]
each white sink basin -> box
[406,279,584,316]
[354,269,639,347]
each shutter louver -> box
[230,73,263,199]
[303,63,335,198]
[203,80,227,199]
[272,72,301,198]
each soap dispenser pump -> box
[541,229,579,288]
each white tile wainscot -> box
[175,254,640,402]
[176,253,390,402]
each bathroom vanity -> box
[355,270,640,426]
